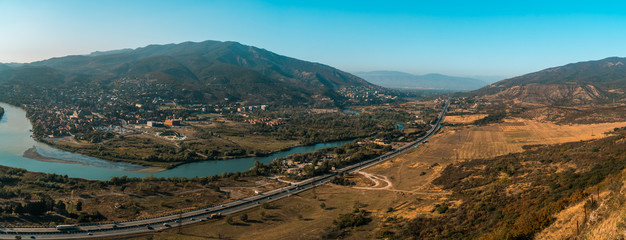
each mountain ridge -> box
[473,57,626,106]
[354,70,487,91]
[0,40,377,106]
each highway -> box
[0,99,450,240]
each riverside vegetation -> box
[0,163,290,226]
[0,103,437,226]
[37,106,424,169]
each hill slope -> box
[354,71,487,91]
[0,40,376,106]
[474,57,626,106]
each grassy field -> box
[0,169,287,226]
[366,117,626,192]
[50,121,301,168]
[119,184,421,240]
[80,177,287,222]
[443,114,488,124]
[453,118,626,160]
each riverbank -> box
[23,146,167,173]
[0,102,358,180]
[132,166,167,173]
[22,146,90,166]
[44,133,358,170]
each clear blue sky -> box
[2,0,626,78]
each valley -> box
[4,2,626,239]
[1,41,626,240]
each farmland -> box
[366,117,626,192]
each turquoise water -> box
[0,103,350,180]
[342,109,360,115]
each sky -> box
[2,1,626,79]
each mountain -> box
[0,40,376,105]
[470,75,506,84]
[87,48,134,57]
[354,71,487,91]
[0,64,10,72]
[474,57,626,106]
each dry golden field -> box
[443,114,488,124]
[368,117,626,192]
[362,117,626,220]
[119,184,422,240]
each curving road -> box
[0,99,450,240]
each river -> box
[0,103,351,180]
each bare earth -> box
[132,167,167,173]
[444,114,488,124]
[22,146,89,166]
[22,146,166,173]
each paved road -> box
[0,99,450,240]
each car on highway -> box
[56,225,77,231]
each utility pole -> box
[178,211,183,234]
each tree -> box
[239,213,248,222]
[333,208,371,229]
[76,200,83,211]
[55,200,68,215]
[226,216,235,225]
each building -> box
[147,121,164,127]
[164,119,181,126]
[70,110,85,119]
[373,139,391,146]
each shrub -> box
[239,213,248,222]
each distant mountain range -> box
[474,57,626,106]
[354,71,487,91]
[0,40,376,106]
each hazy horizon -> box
[2,0,626,77]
